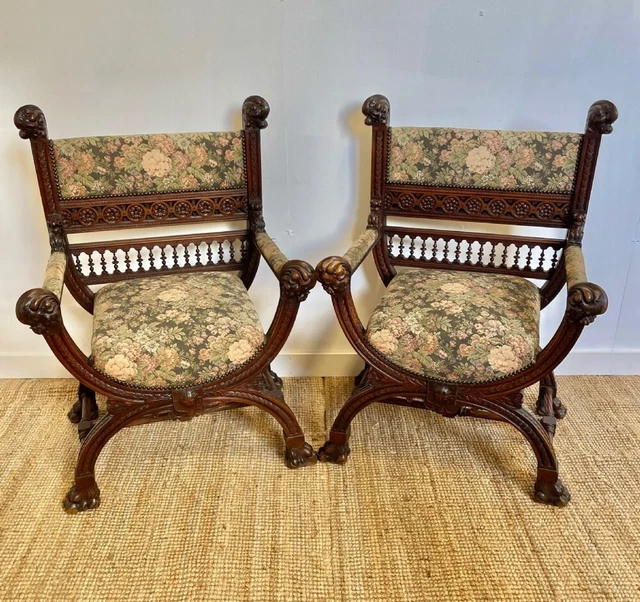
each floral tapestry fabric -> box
[51,131,246,199]
[366,269,540,383]
[387,127,582,193]
[255,231,289,276]
[344,228,379,270]
[564,245,587,290]
[43,251,67,299]
[92,272,265,388]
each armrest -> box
[316,228,379,295]
[255,231,289,277]
[564,245,608,325]
[16,251,67,335]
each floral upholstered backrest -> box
[387,127,582,193]
[51,131,246,200]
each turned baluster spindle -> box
[513,245,521,269]
[419,238,427,261]
[74,254,83,276]
[500,244,508,268]
[87,253,96,277]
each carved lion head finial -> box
[242,96,270,130]
[14,105,48,139]
[586,100,618,135]
[362,94,390,126]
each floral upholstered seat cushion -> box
[91,272,265,388]
[366,269,540,383]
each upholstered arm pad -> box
[42,251,67,300]
[564,245,587,290]
[564,245,608,325]
[316,228,380,296]
[255,231,289,277]
[343,228,379,271]
[16,251,67,335]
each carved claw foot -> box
[536,397,567,420]
[318,440,351,464]
[534,479,571,507]
[285,442,318,468]
[63,483,101,514]
[552,397,567,419]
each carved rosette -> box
[280,260,316,302]
[242,95,270,130]
[16,288,62,335]
[585,100,618,135]
[362,94,390,126]
[566,282,608,325]
[315,256,352,296]
[14,105,48,139]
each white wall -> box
[1,0,638,378]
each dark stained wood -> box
[14,97,318,514]
[316,94,617,507]
[384,185,572,228]
[59,189,249,233]
[69,230,249,285]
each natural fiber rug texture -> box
[0,376,639,601]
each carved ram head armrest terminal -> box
[566,282,608,325]
[16,288,62,335]
[280,260,316,303]
[316,256,352,296]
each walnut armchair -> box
[15,97,317,514]
[316,95,617,506]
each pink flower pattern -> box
[387,127,582,193]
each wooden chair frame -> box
[15,97,317,514]
[316,95,617,506]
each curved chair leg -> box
[475,399,571,507]
[229,385,317,469]
[319,383,400,464]
[536,371,567,419]
[63,402,164,514]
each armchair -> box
[316,95,617,506]
[15,96,317,514]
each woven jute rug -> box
[0,376,638,601]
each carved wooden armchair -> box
[316,95,617,506]
[15,96,317,514]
